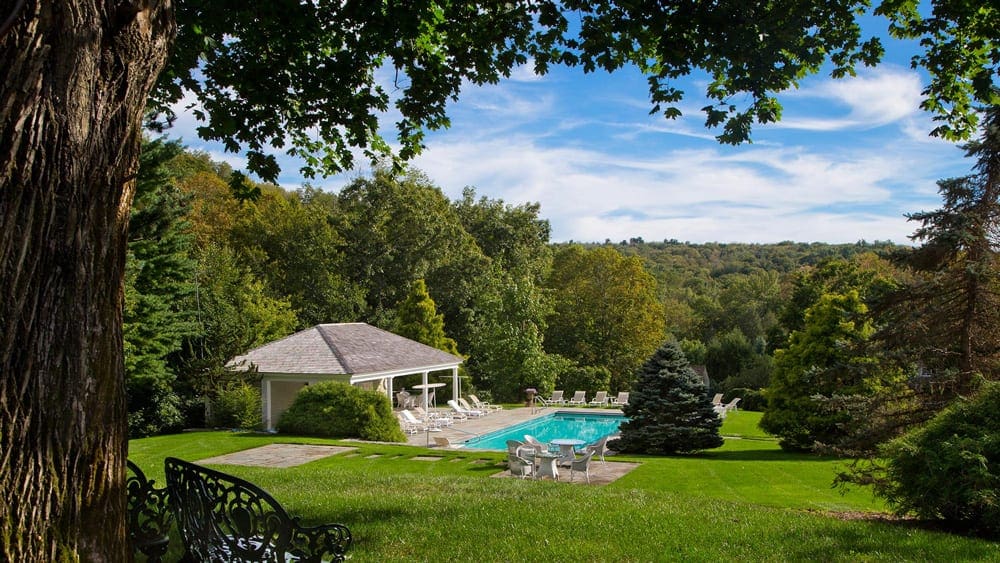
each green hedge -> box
[278,381,407,442]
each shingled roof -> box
[228,323,463,381]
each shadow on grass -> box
[699,449,843,462]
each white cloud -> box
[509,59,545,82]
[411,133,940,243]
[777,67,924,131]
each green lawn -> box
[130,412,999,561]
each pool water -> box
[462,411,625,450]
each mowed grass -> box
[129,412,999,562]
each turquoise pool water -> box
[462,411,625,450]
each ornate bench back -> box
[126,460,173,562]
[165,456,299,561]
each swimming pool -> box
[462,411,625,450]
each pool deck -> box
[402,405,622,449]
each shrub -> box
[611,341,723,455]
[211,381,262,430]
[724,388,766,412]
[872,382,1000,537]
[279,381,407,442]
[557,365,612,395]
[127,376,183,437]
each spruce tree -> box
[614,341,723,455]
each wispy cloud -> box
[412,127,950,244]
[777,66,924,131]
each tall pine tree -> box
[613,341,723,455]
[124,138,198,436]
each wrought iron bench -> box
[126,460,173,562]
[164,457,352,562]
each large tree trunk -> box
[0,1,174,559]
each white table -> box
[533,452,560,481]
[550,438,585,465]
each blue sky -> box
[166,23,975,245]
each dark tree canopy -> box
[613,341,723,455]
[150,0,1000,184]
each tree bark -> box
[1,1,174,559]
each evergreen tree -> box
[760,291,881,451]
[613,341,723,455]
[123,138,198,437]
[395,279,460,356]
[879,104,1000,393]
[394,279,465,395]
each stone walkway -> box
[197,444,357,468]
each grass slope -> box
[129,412,999,561]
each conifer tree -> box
[395,279,460,356]
[123,138,198,436]
[613,341,723,455]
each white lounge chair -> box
[566,391,587,405]
[468,394,502,412]
[448,399,484,418]
[413,406,453,427]
[723,398,741,412]
[433,436,463,449]
[397,411,422,434]
[569,450,596,484]
[400,409,440,432]
[537,390,565,406]
[457,398,488,417]
[608,392,629,407]
[711,393,724,406]
[588,391,608,406]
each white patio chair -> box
[724,398,741,412]
[566,391,587,405]
[585,434,610,465]
[507,452,534,479]
[569,450,596,484]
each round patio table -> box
[550,438,585,465]
[410,382,446,407]
[533,452,560,481]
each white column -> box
[421,371,429,417]
[452,366,460,403]
[262,379,272,431]
[386,377,394,408]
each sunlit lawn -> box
[130,411,999,561]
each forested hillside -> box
[128,137,996,470]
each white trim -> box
[348,363,462,384]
